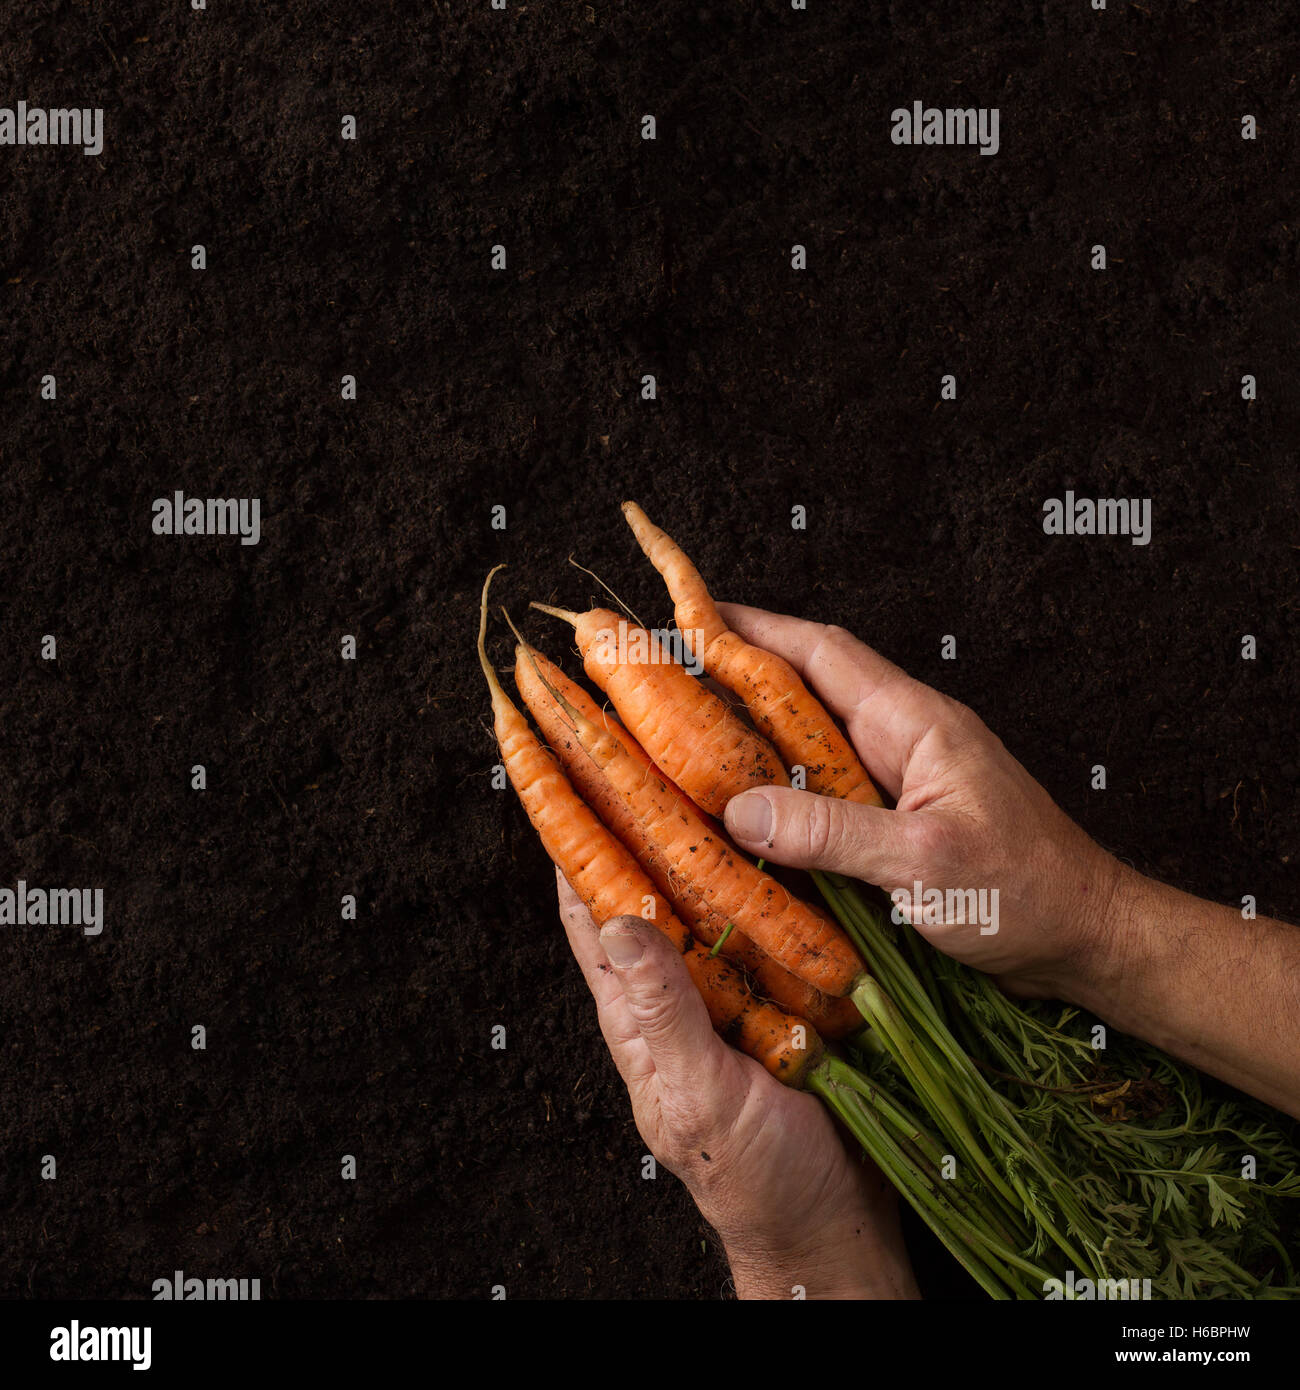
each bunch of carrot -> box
[479,503,1300,1300]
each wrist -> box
[717,1213,917,1301]
[723,1240,881,1300]
[1052,854,1154,1013]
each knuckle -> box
[911,815,960,871]
[636,1127,686,1177]
[658,1091,714,1154]
[624,972,686,1034]
[801,794,842,863]
[943,697,990,745]
[808,623,862,679]
[558,898,590,931]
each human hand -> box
[717,604,1122,1004]
[555,869,918,1299]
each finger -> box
[598,915,725,1094]
[724,785,923,885]
[555,868,625,1010]
[716,602,947,799]
[555,871,655,1085]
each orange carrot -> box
[513,642,864,1039]
[511,638,723,836]
[530,601,787,817]
[622,502,885,807]
[478,568,821,1084]
[520,646,866,998]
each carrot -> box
[511,637,723,837]
[513,640,864,1039]
[477,568,821,1084]
[519,644,866,998]
[622,502,885,807]
[529,601,787,817]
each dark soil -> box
[1,3,1297,1299]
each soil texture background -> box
[1,3,1297,1298]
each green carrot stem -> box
[707,922,736,958]
[831,877,1106,1275]
[852,977,1028,1226]
[810,1061,1017,1298]
[833,1061,1034,1257]
[815,1059,1059,1296]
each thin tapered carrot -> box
[530,601,787,817]
[477,568,821,1084]
[622,502,885,807]
[509,631,722,836]
[513,641,864,1039]
[520,646,866,998]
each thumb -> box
[599,916,720,1091]
[724,786,918,884]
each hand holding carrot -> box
[485,510,1300,1299]
[555,870,919,1300]
[717,602,1300,1120]
[717,603,1121,1002]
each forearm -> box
[1065,864,1300,1118]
